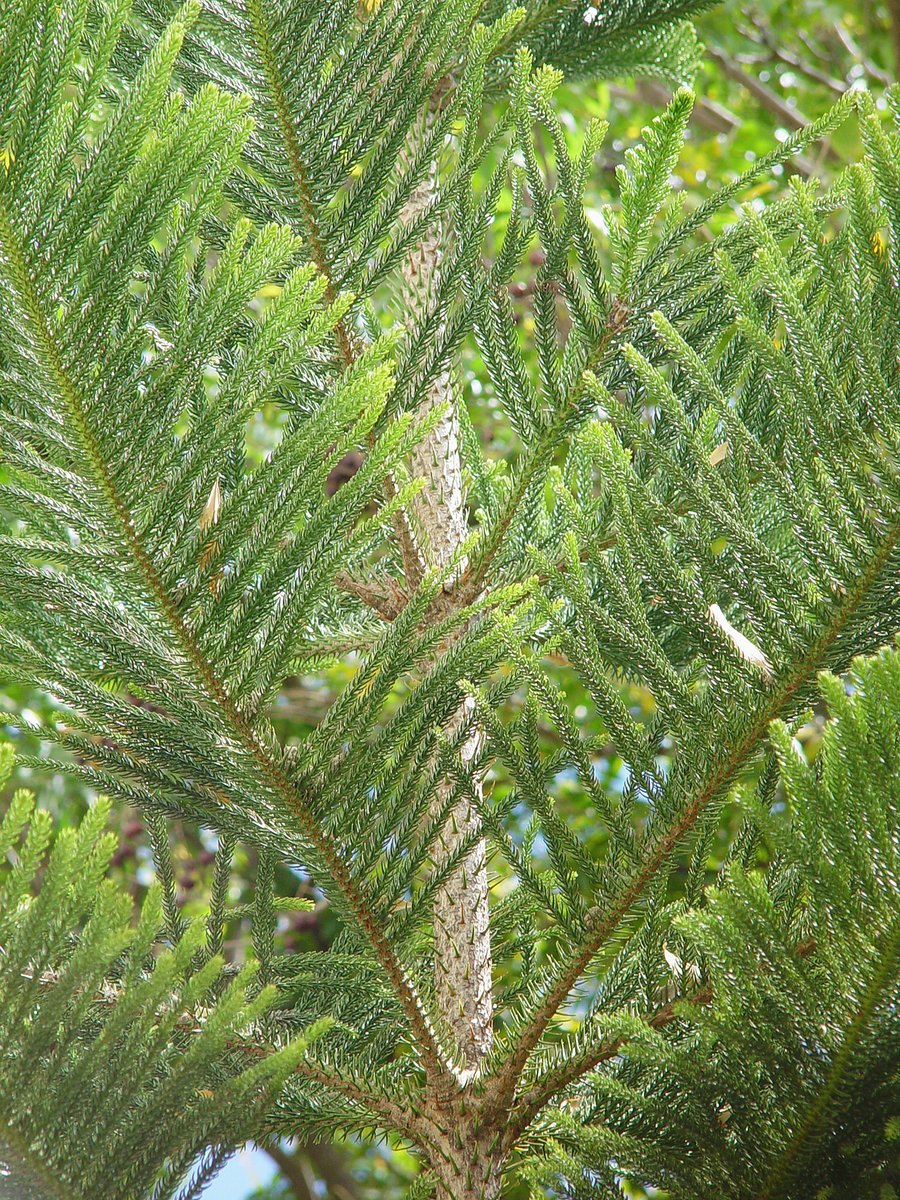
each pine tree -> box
[0,1,898,1198]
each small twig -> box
[265,1144,316,1200]
[705,45,810,131]
[335,572,407,621]
[878,0,900,80]
[607,82,740,136]
[832,21,892,87]
[739,16,847,94]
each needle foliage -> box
[0,0,897,1196]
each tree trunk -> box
[429,1125,505,1200]
[399,115,493,1073]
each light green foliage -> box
[0,0,424,861]
[462,84,900,1192]
[468,83,856,586]
[0,748,315,1200]
[608,86,695,289]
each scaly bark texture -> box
[431,1127,505,1200]
[400,118,493,1074]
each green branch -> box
[0,196,450,1087]
[486,508,900,1108]
[755,914,900,1200]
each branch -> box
[0,197,450,1087]
[705,45,810,131]
[244,1048,432,1147]
[737,16,846,95]
[503,937,818,1143]
[879,0,900,80]
[246,0,426,588]
[755,914,900,1200]
[268,1140,360,1200]
[245,0,356,366]
[504,987,713,1144]
[484,510,900,1111]
[464,100,857,607]
[265,1144,316,1200]
[608,82,740,135]
[832,21,892,88]
[302,1141,360,1200]
[6,940,435,1152]
[459,302,628,602]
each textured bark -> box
[426,1105,506,1200]
[433,1146,504,1200]
[429,697,493,1071]
[400,119,493,1073]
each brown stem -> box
[738,15,846,94]
[705,45,810,130]
[266,1144,316,1200]
[832,21,892,87]
[303,1141,360,1200]
[267,1140,360,1200]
